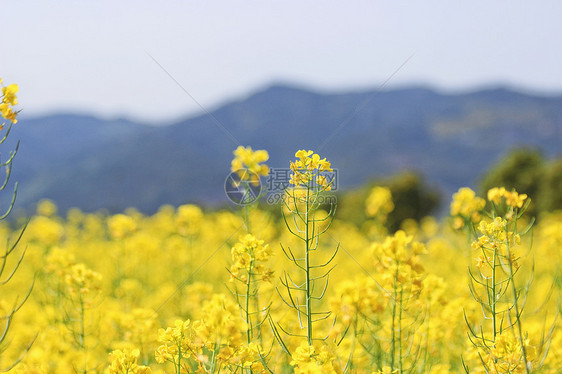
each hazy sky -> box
[2,1,562,122]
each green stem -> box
[79,296,87,374]
[246,259,253,344]
[176,342,182,374]
[505,234,530,374]
[210,344,219,374]
[390,275,397,369]
[305,184,312,346]
[348,323,357,371]
[492,246,498,340]
[398,288,403,374]
[422,304,431,373]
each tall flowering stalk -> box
[272,150,337,352]
[0,78,34,371]
[63,263,103,373]
[464,187,539,373]
[0,78,21,220]
[371,231,427,372]
[227,146,272,373]
[229,234,274,342]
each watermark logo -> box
[265,191,338,205]
[266,168,338,192]
[225,168,338,205]
[224,169,262,205]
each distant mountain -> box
[5,84,562,214]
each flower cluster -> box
[175,204,203,236]
[0,78,19,124]
[472,332,537,374]
[108,213,138,239]
[45,247,76,277]
[64,263,103,303]
[0,171,557,372]
[487,187,528,209]
[118,308,158,357]
[155,294,252,372]
[330,275,384,325]
[371,230,426,292]
[108,348,151,374]
[37,199,58,217]
[450,187,486,229]
[290,342,338,374]
[154,319,195,368]
[231,145,269,186]
[289,150,333,190]
[197,294,246,349]
[230,342,264,372]
[229,234,273,283]
[471,217,521,270]
[27,215,65,245]
[365,186,394,219]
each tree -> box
[337,171,440,232]
[540,158,562,212]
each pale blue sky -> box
[2,1,561,122]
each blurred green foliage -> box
[336,171,440,232]
[478,148,562,216]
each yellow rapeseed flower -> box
[487,187,528,209]
[37,199,58,217]
[108,213,137,239]
[64,263,102,304]
[450,187,485,227]
[366,186,394,218]
[108,348,151,374]
[289,150,333,191]
[231,145,269,178]
[0,80,19,123]
[230,234,273,282]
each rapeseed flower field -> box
[0,79,560,373]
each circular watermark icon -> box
[224,169,262,205]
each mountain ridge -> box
[6,83,562,214]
